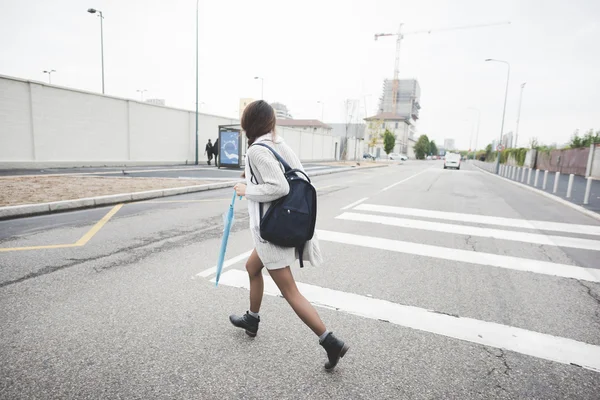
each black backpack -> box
[248,143,317,268]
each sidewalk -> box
[475,161,600,215]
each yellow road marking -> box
[75,204,123,246]
[0,243,80,253]
[0,204,123,252]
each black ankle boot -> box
[320,332,349,370]
[229,312,260,337]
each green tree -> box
[383,129,396,155]
[429,140,438,156]
[485,144,493,160]
[367,119,384,149]
[414,134,430,160]
[570,129,600,148]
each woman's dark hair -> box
[241,100,277,145]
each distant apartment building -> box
[377,79,421,122]
[364,113,415,157]
[365,78,420,157]
[444,138,456,151]
[502,131,514,149]
[270,102,293,119]
[145,98,166,106]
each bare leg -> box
[268,266,326,336]
[246,250,264,313]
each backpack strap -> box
[251,143,292,172]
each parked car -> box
[444,153,461,169]
[363,153,376,160]
[388,153,408,161]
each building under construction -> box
[377,79,421,121]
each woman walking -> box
[230,100,349,370]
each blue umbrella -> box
[215,191,239,286]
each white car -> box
[444,153,461,169]
[389,153,408,161]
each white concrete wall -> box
[0,77,34,161]
[0,75,241,167]
[279,127,301,157]
[591,144,600,179]
[0,75,341,168]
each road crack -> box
[464,235,476,251]
[483,347,511,376]
[578,280,600,321]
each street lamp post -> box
[254,77,264,99]
[485,58,510,174]
[43,70,56,84]
[136,89,147,101]
[514,82,526,148]
[87,8,105,94]
[467,107,481,160]
[317,101,325,121]
[194,0,199,165]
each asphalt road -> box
[1,161,600,399]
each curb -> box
[472,163,600,223]
[0,164,387,220]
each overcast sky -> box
[1,0,598,150]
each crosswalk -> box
[200,200,600,373]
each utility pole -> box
[43,70,56,84]
[254,77,264,99]
[87,8,105,94]
[485,59,510,174]
[195,0,199,165]
[467,108,481,160]
[136,89,147,101]
[514,82,526,148]
[317,101,325,121]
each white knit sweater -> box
[245,133,323,270]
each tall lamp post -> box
[194,0,199,165]
[467,107,481,160]
[87,8,105,94]
[136,89,147,101]
[485,58,510,174]
[43,70,56,84]
[514,82,526,148]
[317,101,325,121]
[254,76,264,99]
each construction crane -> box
[374,21,511,114]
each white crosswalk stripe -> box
[354,203,600,236]
[336,212,600,251]
[316,230,600,283]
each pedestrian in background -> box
[230,100,349,370]
[205,139,213,165]
[213,138,219,167]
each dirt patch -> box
[0,176,216,207]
